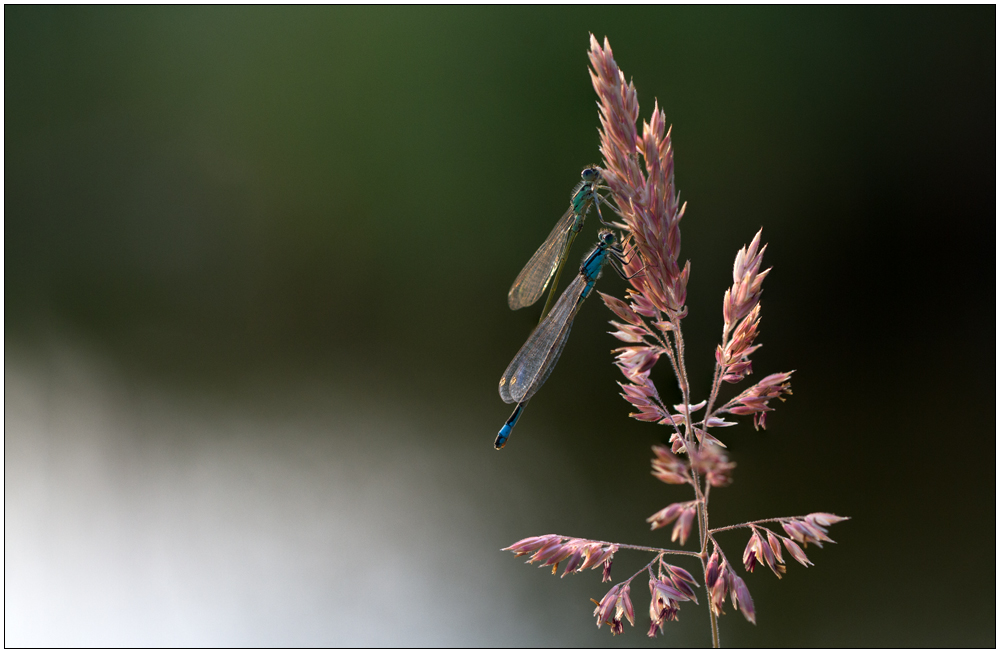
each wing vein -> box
[507,207,577,310]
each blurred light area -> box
[5,337,649,647]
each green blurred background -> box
[5,6,994,647]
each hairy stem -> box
[709,515,814,535]
[668,315,697,447]
[665,318,706,550]
[624,553,663,587]
[694,528,721,647]
[697,475,718,646]
[703,322,732,427]
[666,315,720,647]
[544,537,703,558]
[706,536,735,571]
[657,326,685,407]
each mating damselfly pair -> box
[496,167,642,449]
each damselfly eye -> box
[581,167,599,182]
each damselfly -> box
[507,167,615,321]
[496,229,641,449]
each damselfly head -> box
[598,229,616,246]
[580,166,602,184]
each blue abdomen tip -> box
[495,426,511,450]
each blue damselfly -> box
[496,229,641,449]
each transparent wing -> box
[507,207,577,310]
[499,274,587,404]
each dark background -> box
[5,6,994,647]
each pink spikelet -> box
[498,35,848,646]
[725,371,795,430]
[589,34,688,319]
[724,229,770,326]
